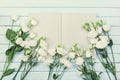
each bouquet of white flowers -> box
[69,44,102,80]
[83,20,117,80]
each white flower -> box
[89,38,98,44]
[16,37,23,45]
[99,36,109,42]
[103,24,110,32]
[38,56,45,62]
[96,40,108,49]
[86,51,92,58]
[30,18,37,26]
[76,57,84,65]
[88,30,98,38]
[12,15,18,21]
[44,59,53,66]
[98,27,102,34]
[20,23,29,32]
[69,52,76,59]
[40,40,47,48]
[60,58,72,68]
[29,40,37,47]
[48,48,56,56]
[21,41,30,48]
[22,55,29,62]
[57,48,67,55]
[29,32,36,39]
[38,48,47,57]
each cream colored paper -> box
[30,13,96,51]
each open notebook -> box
[29,13,96,54]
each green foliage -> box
[3,68,15,77]
[15,45,24,52]
[6,29,17,41]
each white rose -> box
[29,32,36,39]
[20,23,29,32]
[97,27,102,34]
[48,48,56,56]
[96,40,108,49]
[76,57,84,65]
[60,58,72,68]
[88,30,98,38]
[16,37,23,45]
[40,40,47,48]
[38,56,45,62]
[89,38,98,44]
[30,18,37,26]
[86,51,92,58]
[57,48,67,55]
[69,52,76,59]
[12,15,18,21]
[29,40,37,47]
[103,24,110,32]
[21,41,30,49]
[38,48,47,57]
[99,36,109,42]
[44,59,53,66]
[22,55,29,62]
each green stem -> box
[13,61,23,80]
[96,49,112,80]
[21,66,32,80]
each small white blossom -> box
[69,52,76,59]
[30,18,37,26]
[29,40,37,47]
[22,55,29,62]
[103,24,110,32]
[57,48,67,56]
[12,15,18,21]
[20,22,29,32]
[40,40,47,48]
[29,32,36,39]
[60,58,72,68]
[86,51,92,58]
[76,57,84,65]
[44,59,54,66]
[96,40,108,49]
[16,37,23,45]
[21,41,30,48]
[38,56,45,62]
[99,36,109,42]
[88,30,98,38]
[48,48,56,56]
[89,38,98,44]
[38,48,47,57]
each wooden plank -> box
[0,8,120,16]
[0,16,120,26]
[0,62,119,72]
[0,0,120,8]
[0,72,119,80]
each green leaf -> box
[21,32,29,40]
[5,46,15,55]
[7,46,16,63]
[3,68,15,76]
[15,45,24,52]
[108,39,113,47]
[6,29,17,41]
